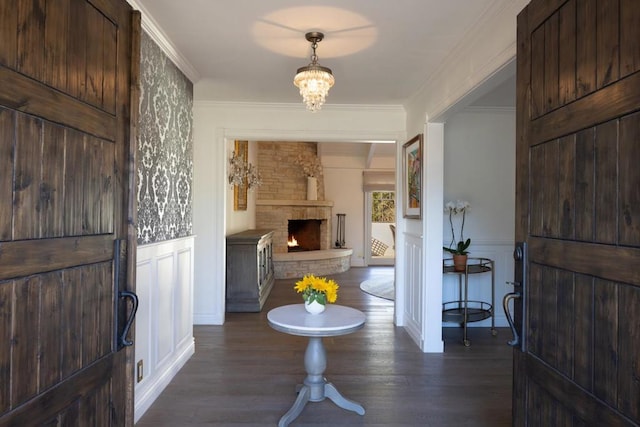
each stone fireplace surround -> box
[255,200,353,279]
[256,199,333,253]
[255,141,352,279]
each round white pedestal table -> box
[267,304,366,427]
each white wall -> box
[442,108,516,329]
[320,147,391,266]
[323,167,365,264]
[400,0,527,352]
[443,109,515,242]
[192,102,405,325]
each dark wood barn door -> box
[514,0,640,425]
[0,0,139,425]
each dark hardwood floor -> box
[136,266,513,426]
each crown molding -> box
[219,128,402,144]
[193,100,405,114]
[462,106,516,114]
[426,42,516,120]
[408,0,509,102]
[406,0,525,120]
[127,0,200,83]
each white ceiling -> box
[132,0,516,108]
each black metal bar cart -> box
[442,257,496,346]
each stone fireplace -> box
[255,199,333,254]
[254,141,352,278]
[255,199,351,279]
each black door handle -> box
[113,239,139,350]
[506,241,527,351]
[503,290,521,347]
[118,290,139,348]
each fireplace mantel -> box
[256,200,334,207]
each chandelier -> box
[293,32,334,112]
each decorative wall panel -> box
[137,31,193,244]
[134,236,195,422]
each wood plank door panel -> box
[0,0,139,425]
[515,0,640,425]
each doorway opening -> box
[366,191,396,265]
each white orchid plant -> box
[443,200,471,255]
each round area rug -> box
[359,278,395,301]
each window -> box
[372,191,395,223]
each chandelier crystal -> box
[294,32,334,112]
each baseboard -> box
[368,257,395,266]
[134,338,195,422]
[403,314,423,350]
[193,313,224,325]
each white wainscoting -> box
[442,240,514,328]
[134,236,196,422]
[402,232,424,348]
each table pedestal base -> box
[278,337,365,427]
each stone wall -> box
[257,141,324,201]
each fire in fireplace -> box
[288,219,321,252]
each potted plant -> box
[443,200,471,271]
[294,274,339,314]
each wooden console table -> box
[226,229,274,312]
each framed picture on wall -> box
[402,134,423,219]
[233,140,248,211]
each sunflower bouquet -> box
[294,274,339,305]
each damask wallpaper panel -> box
[137,31,194,244]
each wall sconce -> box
[245,163,262,189]
[228,151,262,190]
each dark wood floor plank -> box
[136,266,512,426]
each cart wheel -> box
[464,339,471,347]
[491,328,498,337]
